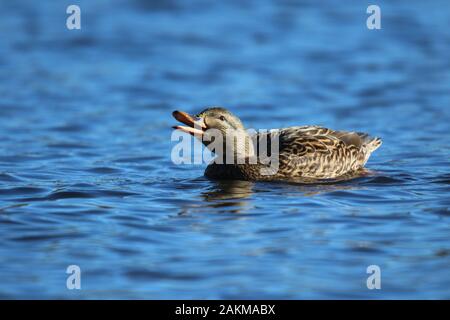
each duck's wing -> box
[278,126,381,152]
[326,129,382,152]
[278,126,346,157]
[263,126,381,178]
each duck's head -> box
[172,107,245,137]
[172,107,254,158]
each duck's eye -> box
[219,115,226,121]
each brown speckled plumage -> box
[173,108,382,182]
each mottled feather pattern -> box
[205,125,382,181]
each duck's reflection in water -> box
[177,169,375,216]
[201,180,254,214]
[200,170,373,211]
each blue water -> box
[0,0,449,299]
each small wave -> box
[0,173,22,182]
[431,173,450,185]
[114,155,162,163]
[19,189,139,202]
[49,124,88,133]
[46,142,92,149]
[125,268,203,281]
[9,232,85,242]
[363,175,406,185]
[46,191,95,201]
[0,186,47,195]
[86,167,121,174]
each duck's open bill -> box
[172,110,206,136]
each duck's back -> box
[274,126,382,179]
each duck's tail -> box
[361,136,382,165]
[366,136,382,153]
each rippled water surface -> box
[0,0,449,299]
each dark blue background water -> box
[0,0,449,299]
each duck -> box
[172,107,381,182]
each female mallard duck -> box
[173,107,381,181]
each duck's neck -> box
[220,129,256,164]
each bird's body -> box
[173,108,382,182]
[204,126,381,181]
